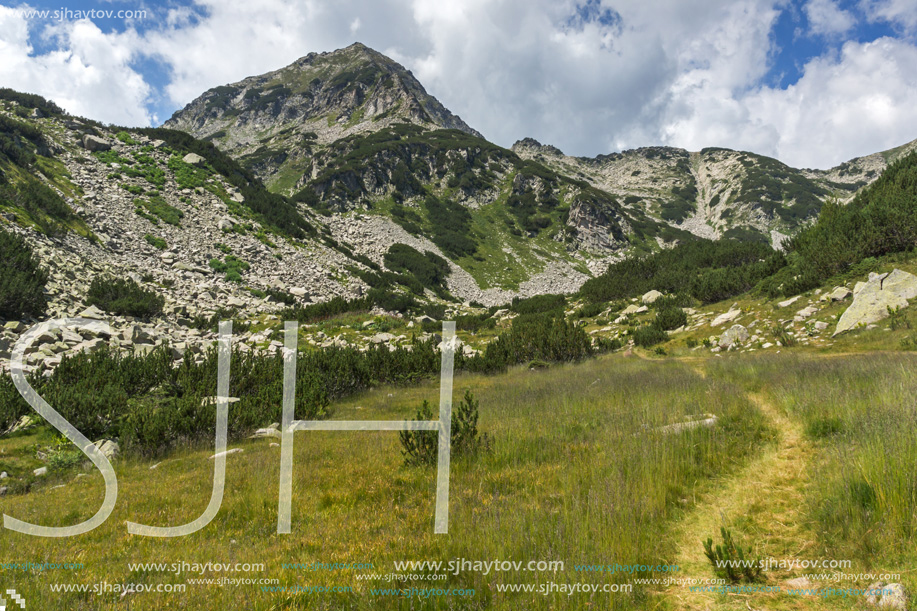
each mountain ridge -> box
[165,43,917,266]
[163,42,481,193]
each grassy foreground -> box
[2,350,916,610]
[1,354,769,610]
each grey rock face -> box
[711,309,741,327]
[182,152,206,166]
[835,269,917,335]
[78,305,106,320]
[81,134,111,151]
[718,324,749,349]
[820,286,852,302]
[866,582,908,610]
[94,439,120,460]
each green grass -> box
[718,353,917,565]
[144,234,167,250]
[134,196,184,227]
[0,355,769,610]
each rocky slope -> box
[511,136,917,248]
[0,98,387,369]
[163,42,481,194]
[166,43,917,285]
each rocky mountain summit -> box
[164,42,480,193]
[164,43,917,296]
[3,43,917,376]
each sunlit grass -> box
[708,353,917,604]
[0,355,769,610]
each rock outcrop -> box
[718,324,749,349]
[834,270,917,335]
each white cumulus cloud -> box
[0,4,152,125]
[0,0,916,169]
[805,0,857,36]
[859,0,917,32]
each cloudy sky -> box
[0,0,915,169]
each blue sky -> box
[1,0,916,168]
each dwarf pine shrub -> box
[0,226,48,319]
[400,390,491,466]
[87,276,164,318]
[702,526,762,583]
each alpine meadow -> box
[2,6,917,610]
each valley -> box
[1,41,917,611]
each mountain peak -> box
[164,43,481,189]
[512,137,564,157]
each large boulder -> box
[182,152,206,166]
[77,305,106,320]
[130,326,156,345]
[641,290,664,304]
[718,324,749,349]
[882,269,917,300]
[819,286,852,302]
[835,269,917,336]
[621,304,647,315]
[94,439,120,460]
[81,134,111,151]
[4,321,26,333]
[866,582,908,610]
[711,309,741,327]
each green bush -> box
[0,368,31,430]
[383,243,451,297]
[115,131,138,145]
[579,239,784,305]
[400,390,491,466]
[263,288,295,305]
[87,276,164,318]
[144,234,167,250]
[0,174,72,233]
[703,527,762,583]
[770,325,796,347]
[467,313,594,372]
[654,305,687,331]
[168,154,211,189]
[632,325,668,348]
[454,313,496,333]
[367,288,417,313]
[282,296,370,323]
[134,196,184,226]
[423,195,477,257]
[0,88,65,118]
[399,400,438,466]
[209,255,250,282]
[0,227,48,318]
[510,293,566,315]
[575,302,606,318]
[0,113,49,168]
